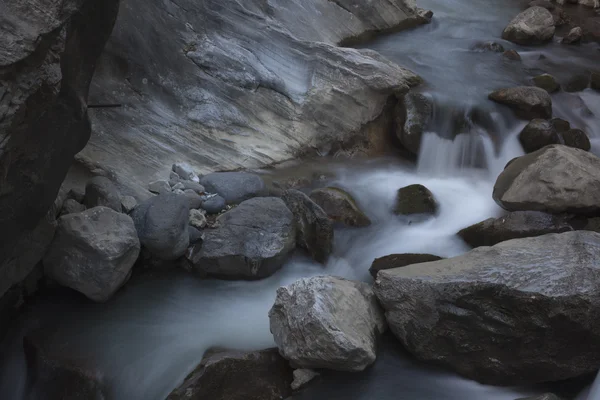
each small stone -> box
[189,226,204,244]
[169,171,181,187]
[291,369,320,391]
[121,196,137,214]
[172,182,185,191]
[148,180,172,194]
[189,209,207,230]
[180,181,206,194]
[503,50,522,61]
[562,27,583,44]
[394,184,438,216]
[201,195,226,214]
[471,41,505,53]
[59,199,86,217]
[532,74,559,93]
[550,118,571,133]
[562,129,591,151]
[66,188,85,203]
[173,162,199,183]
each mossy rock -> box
[394,184,439,216]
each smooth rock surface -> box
[200,172,266,205]
[489,86,552,119]
[374,231,600,385]
[43,207,140,302]
[532,74,560,93]
[269,276,386,372]
[309,187,371,227]
[84,176,122,212]
[201,195,226,214]
[502,7,556,45]
[518,119,560,153]
[369,253,444,278]
[394,184,439,216]
[395,92,432,156]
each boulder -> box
[167,348,293,400]
[369,254,444,278]
[120,196,137,214]
[60,199,86,217]
[532,74,560,93]
[291,369,320,391]
[374,231,600,385]
[309,187,371,227]
[269,276,386,372]
[148,180,172,194]
[493,145,600,214]
[395,92,432,156]
[200,172,266,205]
[168,171,181,187]
[518,119,560,153]
[132,193,190,261]
[562,129,591,151]
[180,181,206,194]
[502,7,555,45]
[183,189,204,210]
[188,197,296,279]
[503,50,522,61]
[564,73,590,92]
[394,184,439,216]
[458,211,573,247]
[172,163,199,183]
[282,190,334,264]
[562,27,583,44]
[489,86,552,119]
[84,177,121,212]
[201,195,227,214]
[551,118,571,133]
[43,207,140,302]
[592,71,600,91]
[189,209,208,230]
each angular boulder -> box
[502,7,555,45]
[167,348,293,400]
[43,207,140,302]
[369,253,444,278]
[395,92,432,156]
[309,187,371,227]
[200,172,266,205]
[489,86,552,120]
[188,197,296,279]
[458,211,573,247]
[84,177,122,212]
[282,190,334,264]
[374,231,600,385]
[394,184,439,216]
[519,119,560,153]
[493,145,600,214]
[269,276,386,372]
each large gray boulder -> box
[309,187,371,227]
[200,172,266,205]
[395,92,432,156]
[43,207,140,302]
[132,193,190,261]
[374,231,600,385]
[188,197,296,279]
[502,7,555,45]
[84,176,122,212]
[269,276,387,372]
[489,87,552,120]
[281,189,334,264]
[493,145,600,214]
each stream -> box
[2,0,600,399]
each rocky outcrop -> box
[269,276,386,372]
[395,92,432,156]
[502,7,555,45]
[369,253,444,278]
[188,197,296,279]
[394,184,438,216]
[310,187,371,227]
[44,207,140,302]
[493,145,600,214]
[199,172,266,205]
[519,119,560,153]
[489,87,552,120]
[374,231,600,385]
[167,348,293,400]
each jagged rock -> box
[369,253,444,278]
[562,27,583,44]
[458,211,573,247]
[84,177,122,212]
[489,86,552,119]
[132,193,190,261]
[189,209,207,230]
[493,145,600,214]
[188,197,295,279]
[309,187,371,227]
[374,231,600,385]
[148,180,171,195]
[44,207,140,302]
[519,119,560,153]
[167,348,293,400]
[200,172,266,205]
[60,199,86,217]
[120,196,137,214]
[562,129,591,151]
[394,184,439,216]
[395,92,432,156]
[172,163,199,183]
[201,195,226,214]
[502,7,555,45]
[503,50,522,61]
[281,190,333,264]
[564,73,590,92]
[291,369,320,391]
[269,276,386,372]
[532,74,560,93]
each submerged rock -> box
[189,209,208,230]
[369,254,443,278]
[562,129,591,151]
[489,86,552,119]
[502,7,555,45]
[309,187,371,227]
[493,145,600,214]
[562,26,583,44]
[564,73,590,92]
[503,49,522,61]
[518,119,560,153]
[269,276,386,372]
[532,74,560,93]
[395,92,433,156]
[471,41,505,52]
[374,231,600,385]
[394,184,439,216]
[200,172,266,205]
[84,177,121,212]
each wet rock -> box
[458,211,573,247]
[269,276,386,372]
[189,209,208,230]
[564,73,590,92]
[291,369,320,391]
[471,41,505,52]
[493,145,600,214]
[519,119,561,153]
[84,177,121,212]
[201,195,227,214]
[60,199,86,217]
[489,86,552,119]
[167,348,293,400]
[502,7,555,45]
[394,184,439,216]
[562,26,583,44]
[309,187,371,227]
[592,71,600,91]
[395,92,433,156]
[532,74,560,93]
[516,394,563,400]
[172,163,199,183]
[551,118,571,132]
[562,129,591,151]
[282,190,334,264]
[120,196,137,214]
[374,231,600,385]
[44,207,140,302]
[369,253,443,278]
[148,180,171,195]
[200,172,266,205]
[188,197,295,279]
[132,193,190,261]
[503,49,522,61]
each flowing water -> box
[2,0,600,399]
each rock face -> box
[167,348,293,400]
[374,231,600,385]
[309,187,371,227]
[519,119,560,153]
[458,211,573,247]
[188,197,296,279]
[200,172,266,205]
[132,193,190,261]
[84,176,122,212]
[489,87,552,120]
[43,207,140,302]
[282,190,334,264]
[502,7,556,45]
[394,184,439,216]
[269,276,386,372]
[493,145,600,214]
[395,92,432,156]
[369,253,444,278]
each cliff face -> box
[84,0,424,195]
